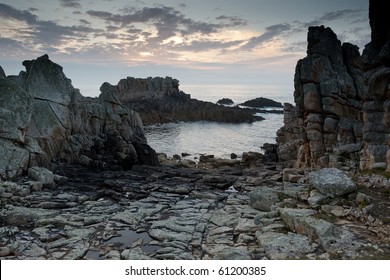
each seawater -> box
[144,114,283,158]
[144,85,293,159]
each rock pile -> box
[277,0,390,171]
[0,55,158,180]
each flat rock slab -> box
[256,231,318,259]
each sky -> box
[0,0,370,97]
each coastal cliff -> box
[0,55,158,179]
[277,0,390,171]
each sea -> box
[144,84,294,159]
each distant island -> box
[240,97,283,108]
[216,98,234,105]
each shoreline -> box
[1,153,389,260]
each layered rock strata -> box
[277,0,390,171]
[0,55,158,179]
[115,77,263,125]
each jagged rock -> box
[308,168,357,197]
[0,66,6,78]
[362,0,390,68]
[115,76,263,125]
[0,55,158,179]
[277,1,390,171]
[278,26,365,169]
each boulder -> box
[28,167,55,186]
[241,151,263,166]
[248,187,280,211]
[308,168,357,197]
[0,140,30,179]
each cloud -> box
[318,9,362,22]
[0,3,103,53]
[59,0,82,9]
[86,5,247,45]
[281,41,307,53]
[297,9,366,29]
[173,39,244,52]
[240,24,292,50]
[79,19,91,26]
[0,37,29,53]
[0,3,38,24]
[216,15,248,27]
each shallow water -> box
[85,229,159,259]
[144,112,283,158]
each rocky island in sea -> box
[1,0,390,260]
[114,76,263,125]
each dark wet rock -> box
[240,97,282,108]
[241,151,263,167]
[216,98,234,105]
[261,143,279,163]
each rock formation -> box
[0,55,158,179]
[277,0,390,171]
[115,77,263,125]
[216,98,234,105]
[240,97,283,108]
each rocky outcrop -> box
[240,97,283,108]
[0,55,158,179]
[277,0,390,171]
[277,26,365,169]
[216,98,234,105]
[115,77,263,125]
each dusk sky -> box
[0,0,370,97]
